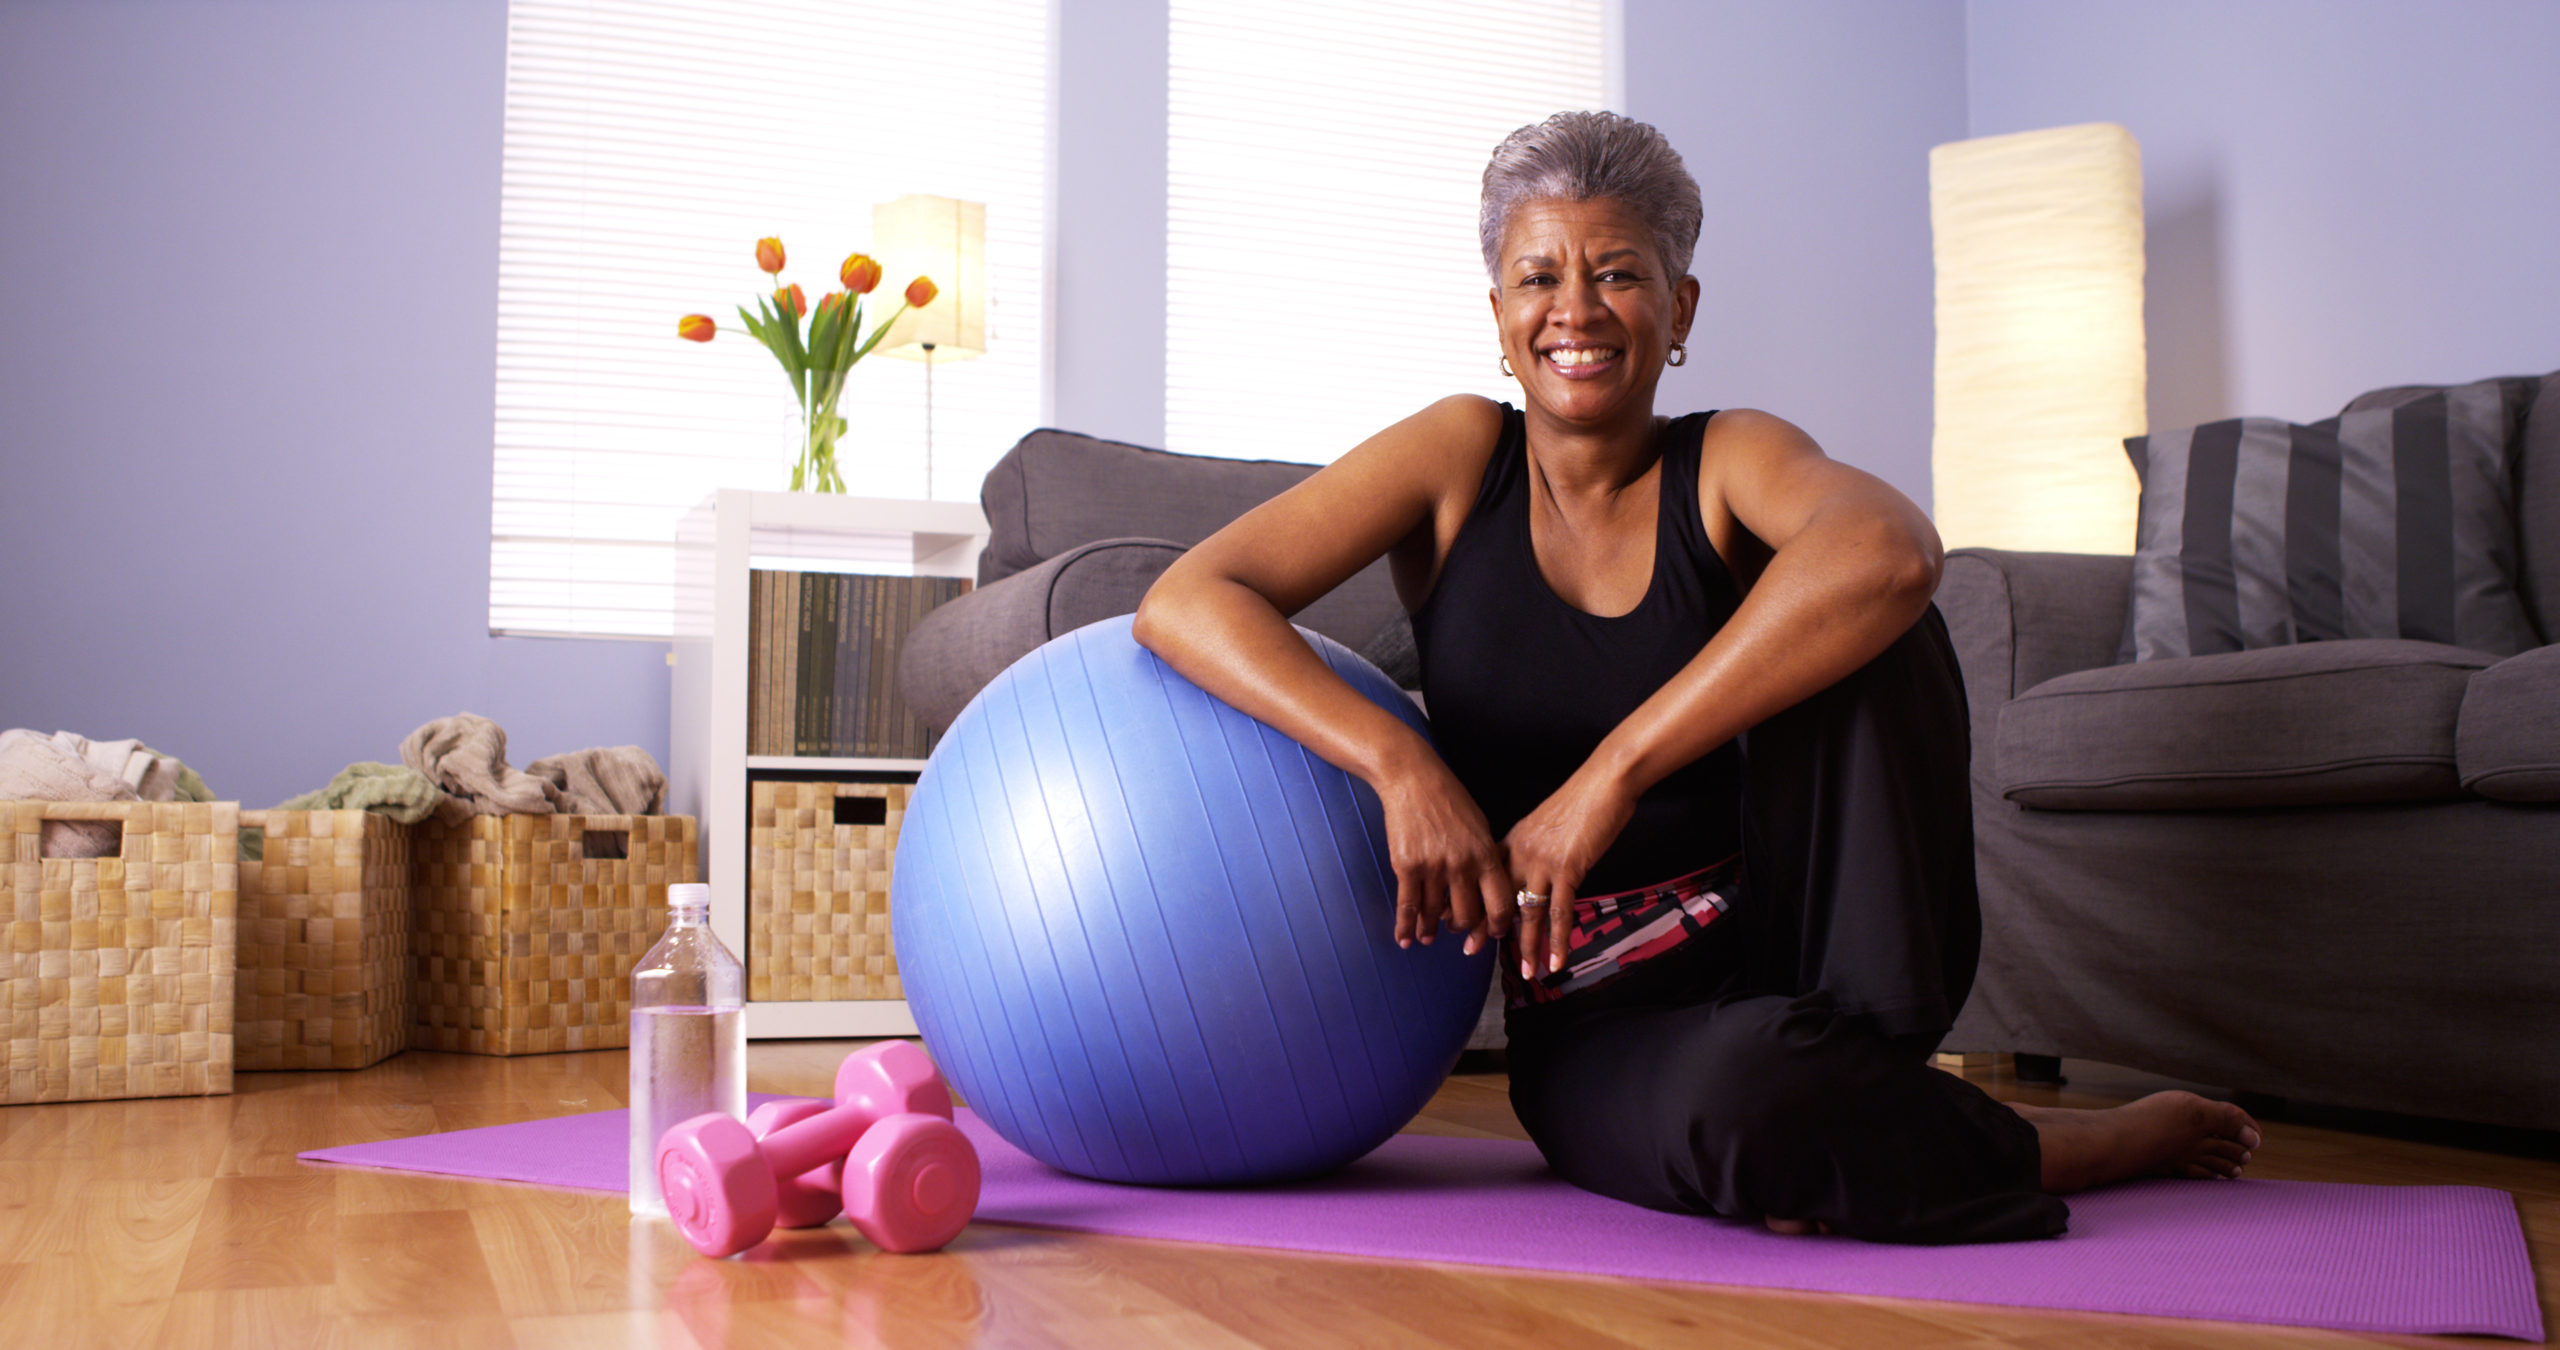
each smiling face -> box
[1490,197,1699,432]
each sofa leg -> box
[2013,1053,2067,1086]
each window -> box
[1165,0,1611,463]
[492,0,1049,638]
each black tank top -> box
[1411,405,1743,896]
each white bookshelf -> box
[669,489,987,1039]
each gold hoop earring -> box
[1500,354,1515,377]
[1667,342,1689,368]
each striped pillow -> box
[2121,379,2536,661]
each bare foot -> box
[2009,1091,2262,1194]
[1762,1216,1832,1236]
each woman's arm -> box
[1505,409,1944,976]
[1132,395,1517,952]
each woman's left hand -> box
[1500,768,1639,983]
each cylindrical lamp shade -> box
[873,195,987,362]
[1930,123,2146,553]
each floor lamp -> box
[874,195,987,499]
[1930,123,2147,553]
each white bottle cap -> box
[668,882,711,910]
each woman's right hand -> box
[1376,760,1513,956]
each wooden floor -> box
[2,1044,2550,1349]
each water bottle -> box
[629,882,747,1216]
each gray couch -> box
[1940,372,2560,1131]
[899,428,1414,734]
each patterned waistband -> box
[1504,854,1741,1008]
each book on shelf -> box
[748,570,767,755]
[747,569,972,759]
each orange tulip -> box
[839,253,882,294]
[904,276,938,308]
[816,290,846,316]
[775,284,806,317]
[755,237,786,274]
[676,313,716,342]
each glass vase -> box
[790,368,852,493]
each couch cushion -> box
[2525,374,2560,646]
[2458,644,2560,802]
[897,538,1188,732]
[1996,639,2490,810]
[2341,371,2558,647]
[2120,378,2538,663]
[977,428,1322,584]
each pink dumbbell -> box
[739,1077,969,1233]
[656,1040,981,1259]
[741,1096,853,1230]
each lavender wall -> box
[0,0,667,809]
[1050,0,1169,448]
[1040,0,1971,506]
[1967,0,2560,428]
[7,0,2554,809]
[1624,0,1970,509]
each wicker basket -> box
[748,779,909,1003]
[3,800,237,1103]
[411,813,697,1055]
[234,809,412,1071]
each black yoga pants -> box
[1504,606,2068,1244]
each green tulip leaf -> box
[809,299,845,370]
[849,298,880,366]
[775,299,808,373]
[737,302,805,397]
[853,301,912,361]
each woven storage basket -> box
[234,809,412,1071]
[748,779,909,1003]
[411,813,696,1055]
[4,800,237,1103]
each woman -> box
[1132,111,2258,1243]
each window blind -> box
[492,0,1048,638]
[1165,0,1609,464]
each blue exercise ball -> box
[891,614,1493,1186]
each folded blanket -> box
[0,729,139,806]
[401,713,556,817]
[526,747,665,816]
[163,754,216,805]
[244,762,456,861]
[275,761,452,823]
[0,729,211,857]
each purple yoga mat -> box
[301,1104,2543,1340]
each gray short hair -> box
[1479,111,1702,282]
